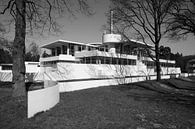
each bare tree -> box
[110,0,179,81]
[0,0,92,97]
[25,42,40,62]
[167,0,195,40]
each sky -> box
[0,0,195,56]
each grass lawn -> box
[0,78,195,129]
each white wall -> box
[49,63,150,81]
[0,72,12,82]
[0,62,40,82]
[27,84,59,118]
[25,63,40,73]
[58,75,173,92]
[58,77,146,92]
[38,63,182,83]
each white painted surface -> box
[142,57,175,64]
[102,34,122,43]
[0,72,39,82]
[39,54,76,62]
[0,62,40,82]
[189,73,195,76]
[38,63,181,83]
[25,62,40,73]
[58,75,172,92]
[43,63,140,81]
[75,51,138,60]
[180,73,188,77]
[27,84,59,118]
[0,72,12,82]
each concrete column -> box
[55,47,57,56]
[61,45,63,54]
[67,44,70,55]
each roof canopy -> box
[41,39,154,49]
[41,39,98,49]
[123,39,154,48]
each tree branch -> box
[0,0,14,14]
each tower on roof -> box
[102,10,122,53]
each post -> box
[110,10,114,34]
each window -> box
[100,47,104,51]
[82,46,86,51]
[112,58,117,65]
[51,48,55,56]
[57,47,61,56]
[128,59,136,65]
[123,59,128,65]
[69,45,74,56]
[100,57,105,64]
[62,45,67,54]
[118,59,122,65]
[105,57,110,64]
[115,44,121,53]
[105,45,108,52]
[78,45,82,51]
[88,47,91,51]
[2,65,12,70]
[91,57,96,64]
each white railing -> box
[75,50,138,60]
[40,54,76,62]
[141,56,175,63]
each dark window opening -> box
[62,45,67,54]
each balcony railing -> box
[40,54,76,62]
[75,50,138,60]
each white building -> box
[38,33,181,92]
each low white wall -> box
[39,63,181,82]
[161,75,170,79]
[58,75,174,92]
[26,64,40,73]
[0,72,39,82]
[189,73,195,76]
[27,84,59,118]
[59,76,158,92]
[180,73,189,77]
[0,72,12,82]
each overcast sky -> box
[0,0,194,56]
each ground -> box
[0,77,195,129]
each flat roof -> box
[41,38,154,49]
[87,42,102,45]
[126,39,154,48]
[41,39,98,49]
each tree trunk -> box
[155,43,161,81]
[12,0,26,97]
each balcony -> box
[141,56,175,64]
[75,50,138,60]
[40,54,76,62]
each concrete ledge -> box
[27,84,59,118]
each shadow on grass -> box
[112,79,195,106]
